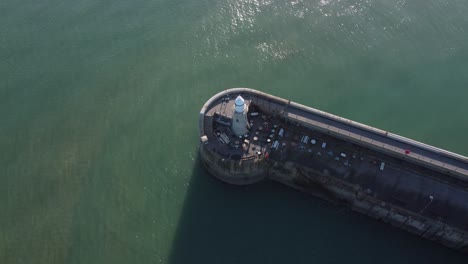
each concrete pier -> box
[198,88,468,252]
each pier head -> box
[198,88,468,252]
[198,90,270,185]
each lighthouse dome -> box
[234,95,245,113]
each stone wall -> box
[266,162,468,252]
[199,143,267,185]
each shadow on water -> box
[169,154,466,264]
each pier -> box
[198,88,468,252]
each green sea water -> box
[1,0,467,263]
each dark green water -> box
[1,0,467,263]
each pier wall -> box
[266,162,468,252]
[199,143,267,185]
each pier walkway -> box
[284,101,468,184]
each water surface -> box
[1,0,467,263]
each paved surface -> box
[203,98,281,161]
[285,103,468,181]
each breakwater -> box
[198,88,468,252]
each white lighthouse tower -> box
[231,95,249,136]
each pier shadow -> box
[168,155,466,264]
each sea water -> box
[0,0,467,263]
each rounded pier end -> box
[198,88,274,185]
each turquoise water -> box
[1,0,467,263]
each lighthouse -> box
[231,95,249,136]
